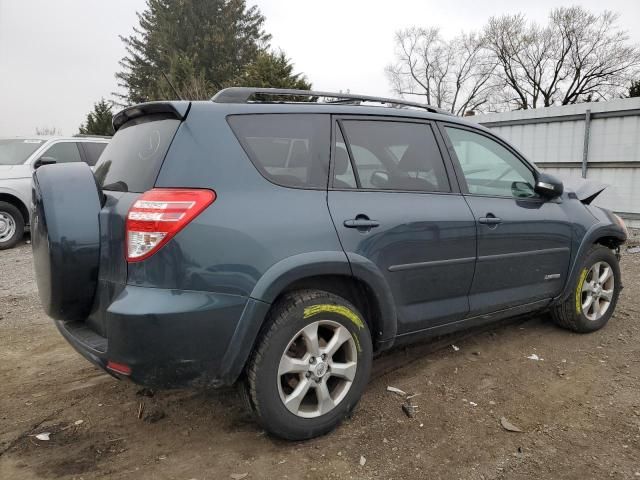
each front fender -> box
[555,211,626,303]
[0,181,31,209]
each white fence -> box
[473,98,640,227]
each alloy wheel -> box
[581,261,615,321]
[277,320,357,418]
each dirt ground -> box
[1,237,640,480]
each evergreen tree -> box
[236,50,311,90]
[115,0,270,104]
[630,80,640,98]
[78,99,114,136]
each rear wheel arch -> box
[249,253,398,350]
[277,274,386,349]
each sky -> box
[1,0,639,136]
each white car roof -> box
[0,136,109,142]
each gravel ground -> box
[1,236,640,480]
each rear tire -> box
[245,290,372,440]
[0,201,24,250]
[551,245,621,333]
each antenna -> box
[161,71,183,101]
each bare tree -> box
[386,28,497,115]
[35,126,62,136]
[485,7,640,109]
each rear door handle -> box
[344,216,380,230]
[478,215,502,225]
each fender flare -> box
[249,250,398,342]
[556,221,626,303]
[249,251,351,302]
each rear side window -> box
[80,142,107,166]
[338,120,450,192]
[228,114,330,189]
[94,117,180,192]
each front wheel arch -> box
[556,224,626,304]
[0,193,29,226]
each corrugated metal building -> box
[473,98,640,227]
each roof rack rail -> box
[211,87,449,114]
[73,134,112,139]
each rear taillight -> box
[126,188,215,262]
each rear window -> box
[94,117,180,192]
[227,114,330,189]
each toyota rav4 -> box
[31,88,627,440]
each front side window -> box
[228,114,330,189]
[338,120,450,192]
[445,127,536,198]
[39,142,82,164]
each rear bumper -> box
[55,284,270,388]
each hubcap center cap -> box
[314,361,328,378]
[0,220,6,233]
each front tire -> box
[0,201,24,250]
[245,290,372,440]
[551,245,621,333]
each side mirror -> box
[511,181,535,198]
[370,170,389,188]
[34,157,57,169]
[534,172,563,198]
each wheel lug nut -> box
[309,357,315,364]
[305,372,311,378]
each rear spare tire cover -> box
[32,163,102,321]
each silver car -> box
[0,136,109,249]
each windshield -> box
[0,139,45,165]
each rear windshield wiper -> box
[101,181,129,192]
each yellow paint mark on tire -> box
[351,334,362,353]
[303,304,364,329]
[576,268,588,314]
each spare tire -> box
[32,163,102,321]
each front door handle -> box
[478,214,502,225]
[344,215,380,230]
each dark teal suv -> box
[31,88,627,440]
